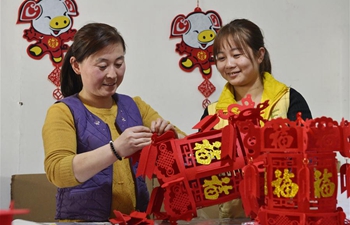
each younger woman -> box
[200,19,312,218]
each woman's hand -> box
[150,118,178,137]
[113,126,152,157]
[72,126,151,183]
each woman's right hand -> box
[72,126,152,183]
[112,126,152,157]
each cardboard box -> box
[10,174,156,222]
[10,174,220,222]
[11,173,57,222]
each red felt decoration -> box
[48,66,61,87]
[48,66,63,100]
[340,163,350,198]
[134,95,350,225]
[17,0,79,100]
[0,201,29,225]
[198,78,216,108]
[109,210,154,225]
[240,160,260,218]
[170,6,222,108]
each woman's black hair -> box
[213,19,271,77]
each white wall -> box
[1,0,349,216]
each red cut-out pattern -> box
[48,66,63,100]
[48,66,61,87]
[198,78,216,109]
[198,78,215,98]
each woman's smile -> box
[103,81,117,86]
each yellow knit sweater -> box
[42,95,186,217]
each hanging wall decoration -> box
[17,0,79,100]
[170,1,222,109]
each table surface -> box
[37,218,255,225]
[155,218,256,225]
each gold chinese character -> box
[203,175,232,200]
[314,169,335,198]
[194,139,221,165]
[197,51,207,61]
[271,169,299,198]
[48,37,59,48]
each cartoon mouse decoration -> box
[17,0,79,100]
[170,6,222,108]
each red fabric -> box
[0,201,29,225]
[135,95,350,224]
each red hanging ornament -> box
[170,1,222,108]
[198,78,216,108]
[48,66,63,100]
[17,0,79,100]
[240,159,260,218]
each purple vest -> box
[55,93,149,221]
